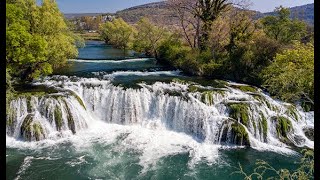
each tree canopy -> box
[99,18,136,52]
[133,18,168,57]
[6,0,80,81]
[261,6,307,44]
[261,42,314,107]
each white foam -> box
[7,76,314,167]
[68,58,153,63]
[15,156,34,180]
[101,70,182,79]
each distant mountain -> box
[64,2,314,27]
[114,1,314,25]
[114,1,176,26]
[257,3,314,25]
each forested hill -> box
[114,1,174,25]
[255,3,314,25]
[63,2,314,25]
[115,1,314,25]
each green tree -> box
[224,10,257,81]
[133,17,168,57]
[196,0,231,51]
[261,42,314,109]
[261,6,307,44]
[99,18,136,52]
[6,0,79,81]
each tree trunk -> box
[199,22,212,51]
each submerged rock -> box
[20,114,45,141]
[303,127,314,141]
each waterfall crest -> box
[6,76,314,150]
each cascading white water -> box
[7,75,314,151]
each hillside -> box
[256,3,314,25]
[114,1,177,26]
[114,1,314,25]
[63,2,314,28]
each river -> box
[6,40,314,179]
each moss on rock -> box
[274,116,292,139]
[188,85,198,92]
[26,96,32,113]
[229,103,249,126]
[172,78,186,84]
[230,85,257,93]
[286,105,299,121]
[231,122,250,146]
[33,122,44,141]
[54,105,63,131]
[62,100,76,134]
[6,107,16,126]
[260,113,268,141]
[20,114,34,141]
[67,91,86,110]
[201,91,214,105]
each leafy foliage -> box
[196,0,231,50]
[158,36,222,76]
[132,17,168,57]
[6,0,79,81]
[261,6,307,44]
[99,18,136,52]
[261,42,314,108]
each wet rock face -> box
[303,127,314,141]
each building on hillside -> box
[102,15,115,22]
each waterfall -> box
[6,75,314,150]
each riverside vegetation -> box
[6,0,314,179]
[98,3,314,112]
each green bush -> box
[261,42,314,109]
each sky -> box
[54,0,314,14]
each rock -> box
[303,127,314,141]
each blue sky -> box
[54,0,314,13]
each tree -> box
[261,42,314,108]
[168,0,201,49]
[133,18,169,57]
[225,10,257,80]
[196,0,232,51]
[6,0,79,81]
[261,6,307,44]
[99,18,136,53]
